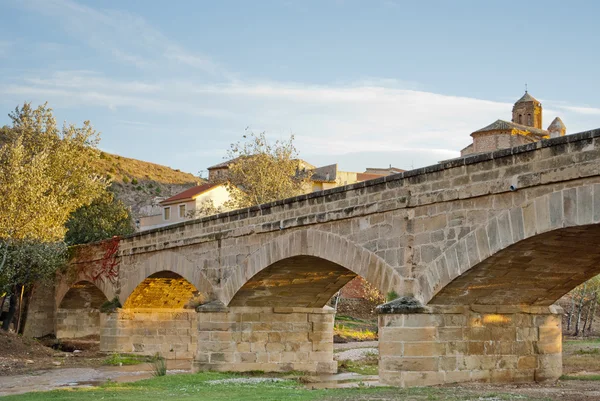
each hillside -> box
[1,126,201,218]
[96,151,201,218]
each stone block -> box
[379,327,437,342]
[517,355,537,370]
[403,314,444,328]
[538,326,561,343]
[445,370,472,384]
[403,371,446,387]
[443,314,467,327]
[266,342,285,352]
[312,322,334,332]
[535,340,561,355]
[312,341,333,352]
[446,341,468,355]
[381,357,439,371]
[309,351,333,362]
[438,327,464,341]
[268,352,282,363]
[379,341,403,356]
[316,361,337,374]
[403,342,445,357]
[250,342,267,352]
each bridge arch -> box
[419,183,600,305]
[58,280,110,310]
[123,271,199,309]
[56,274,114,310]
[119,250,215,305]
[223,229,403,306]
[56,280,111,339]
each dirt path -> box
[333,340,378,350]
[0,361,192,396]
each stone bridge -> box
[25,128,600,386]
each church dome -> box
[548,117,565,129]
[547,117,566,138]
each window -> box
[527,114,532,125]
[518,114,522,124]
[179,204,186,218]
[164,207,171,220]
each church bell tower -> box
[512,91,542,129]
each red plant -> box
[90,236,120,285]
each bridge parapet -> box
[115,129,600,259]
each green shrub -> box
[131,178,138,185]
[136,185,143,191]
[386,290,398,302]
[122,176,130,184]
[100,297,122,313]
[152,353,167,376]
[104,353,148,366]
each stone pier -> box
[56,308,102,339]
[378,299,562,386]
[100,309,198,359]
[194,303,336,373]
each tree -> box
[0,240,66,331]
[65,191,135,245]
[566,275,600,337]
[0,102,107,331]
[0,103,106,243]
[221,131,310,209]
[185,199,222,219]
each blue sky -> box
[1,0,599,176]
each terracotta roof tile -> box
[357,173,384,181]
[472,119,548,136]
[160,183,219,205]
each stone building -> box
[461,91,567,156]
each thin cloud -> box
[559,105,600,116]
[17,0,231,78]
[2,68,598,170]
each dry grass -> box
[563,337,600,374]
[95,152,198,184]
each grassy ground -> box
[337,351,379,375]
[334,315,378,342]
[1,372,548,401]
[103,353,160,366]
[562,337,600,374]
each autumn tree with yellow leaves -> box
[221,131,311,209]
[0,103,107,331]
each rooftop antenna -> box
[525,83,528,93]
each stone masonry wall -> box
[100,309,197,359]
[62,129,600,310]
[56,309,101,338]
[378,304,562,387]
[23,282,57,338]
[195,305,336,373]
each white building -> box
[137,183,231,232]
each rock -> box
[52,361,62,366]
[25,360,34,364]
[376,296,428,314]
